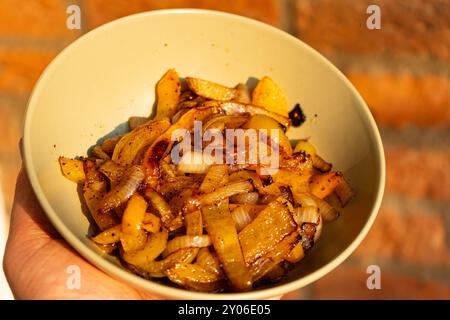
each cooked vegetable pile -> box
[59,69,354,292]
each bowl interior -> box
[24,9,384,299]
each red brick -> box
[0,0,78,38]
[295,0,450,60]
[84,0,280,29]
[0,98,24,157]
[385,146,450,200]
[0,48,57,95]
[355,204,450,266]
[347,71,450,127]
[313,264,450,299]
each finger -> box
[8,166,61,242]
[4,158,163,300]
[13,138,59,238]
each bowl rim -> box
[23,8,385,300]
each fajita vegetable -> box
[59,70,354,292]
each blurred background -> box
[0,0,449,299]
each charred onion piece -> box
[144,187,174,228]
[220,102,291,129]
[288,103,306,127]
[83,160,119,230]
[143,106,221,188]
[100,165,145,214]
[163,235,211,258]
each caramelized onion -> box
[231,205,253,232]
[163,235,211,258]
[177,151,214,174]
[313,195,339,222]
[144,188,174,226]
[220,102,291,129]
[230,192,259,205]
[100,165,145,214]
[335,178,354,207]
[196,181,254,206]
[203,114,249,132]
[293,206,320,225]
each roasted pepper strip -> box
[309,172,343,199]
[90,225,122,245]
[131,248,198,278]
[154,69,181,121]
[121,229,168,267]
[112,120,170,166]
[249,231,299,281]
[166,263,226,292]
[202,200,252,291]
[238,199,296,265]
[120,193,148,252]
[59,157,85,183]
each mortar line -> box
[278,0,297,35]
[328,52,450,77]
[382,193,450,216]
[380,126,450,151]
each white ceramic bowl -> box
[23,9,385,299]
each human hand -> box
[3,166,159,300]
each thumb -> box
[8,166,61,241]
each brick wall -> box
[0,0,449,299]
